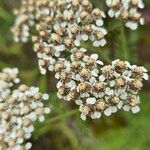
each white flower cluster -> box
[11,0,37,42]
[12,0,107,74]
[11,0,148,122]
[106,0,145,30]
[0,68,50,149]
[55,51,148,121]
[33,0,107,74]
[0,68,20,97]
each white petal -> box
[132,106,140,114]
[143,73,149,80]
[90,77,96,84]
[91,54,98,60]
[75,100,83,105]
[120,92,127,100]
[74,40,80,47]
[138,1,144,9]
[96,60,104,65]
[41,68,46,75]
[91,111,101,119]
[108,9,115,18]
[25,142,32,150]
[39,115,45,122]
[99,75,105,82]
[48,65,54,71]
[110,81,115,87]
[96,19,104,26]
[82,34,88,41]
[140,18,144,25]
[42,94,49,100]
[86,98,96,104]
[110,106,118,113]
[106,0,111,6]
[55,51,60,57]
[56,81,62,88]
[91,70,98,77]
[44,107,51,114]
[123,105,130,111]
[100,39,106,46]
[93,40,101,47]
[55,73,60,79]
[117,101,123,109]
[66,0,72,3]
[104,107,112,116]
[105,88,114,95]
[81,113,86,121]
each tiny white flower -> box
[91,54,98,60]
[108,9,115,18]
[81,34,88,41]
[117,101,123,109]
[110,81,115,87]
[39,115,45,122]
[74,40,80,47]
[25,142,32,150]
[75,100,83,105]
[96,19,104,26]
[132,106,140,114]
[91,111,101,119]
[110,106,118,113]
[123,105,130,111]
[42,94,49,100]
[93,40,101,47]
[105,87,114,95]
[143,73,149,80]
[81,113,86,121]
[86,97,96,104]
[44,107,51,114]
[99,75,105,82]
[104,107,112,116]
[41,68,46,75]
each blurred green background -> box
[0,0,150,150]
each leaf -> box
[0,6,12,23]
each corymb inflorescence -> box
[0,68,50,149]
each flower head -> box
[0,68,50,149]
[56,53,148,121]
[106,0,145,30]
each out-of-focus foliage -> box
[0,0,150,150]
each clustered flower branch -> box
[55,50,148,120]
[11,0,148,119]
[106,0,145,30]
[1,0,147,148]
[0,68,50,149]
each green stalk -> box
[33,109,79,138]
[120,25,129,61]
[45,109,79,124]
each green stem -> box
[60,123,79,150]
[46,109,79,124]
[33,109,79,138]
[120,25,129,61]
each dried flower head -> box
[0,68,50,149]
[106,0,145,30]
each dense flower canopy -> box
[11,0,148,120]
